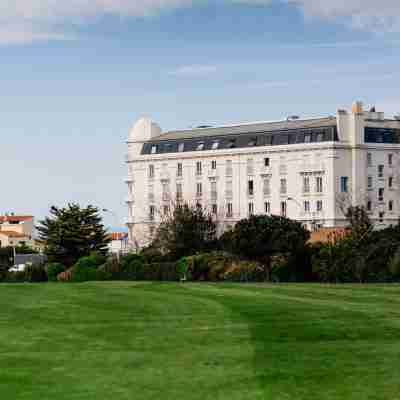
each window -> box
[177,163,183,177]
[196,182,203,197]
[212,204,218,215]
[265,202,270,214]
[378,188,384,202]
[248,202,254,216]
[389,153,393,166]
[211,141,219,150]
[178,143,185,152]
[389,177,394,188]
[162,182,169,201]
[367,153,372,167]
[316,176,323,193]
[378,165,384,178]
[176,183,183,200]
[227,203,233,217]
[149,205,155,221]
[368,176,373,189]
[316,200,323,212]
[248,137,257,146]
[379,212,384,223]
[263,178,271,196]
[196,142,205,151]
[211,181,217,200]
[303,176,310,193]
[247,159,254,175]
[280,201,287,217]
[148,185,154,203]
[163,205,170,215]
[228,139,236,148]
[196,161,202,176]
[148,164,155,179]
[226,181,233,198]
[248,180,254,196]
[304,201,310,213]
[211,160,217,170]
[304,133,312,143]
[264,158,270,167]
[280,178,287,194]
[367,201,372,211]
[151,145,157,154]
[196,202,202,210]
[389,200,394,211]
[316,132,324,142]
[226,160,233,176]
[340,177,348,193]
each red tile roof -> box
[0,215,33,223]
[109,232,128,241]
[308,227,349,244]
[0,230,28,238]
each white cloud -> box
[0,0,400,45]
[287,0,400,31]
[169,64,218,78]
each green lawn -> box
[1,283,400,399]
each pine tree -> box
[37,203,110,266]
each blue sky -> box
[1,0,399,229]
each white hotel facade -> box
[126,102,400,249]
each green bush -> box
[71,256,98,282]
[223,261,265,282]
[176,257,191,280]
[25,264,48,282]
[47,263,65,282]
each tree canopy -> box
[37,203,110,266]
[151,204,217,260]
[222,214,310,280]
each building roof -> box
[0,215,33,223]
[0,230,28,238]
[109,232,128,241]
[153,116,337,141]
[308,227,348,244]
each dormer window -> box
[248,137,257,146]
[228,139,236,148]
[196,142,205,151]
[178,143,185,152]
[151,145,157,154]
[211,141,219,150]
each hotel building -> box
[126,102,400,249]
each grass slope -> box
[0,283,399,399]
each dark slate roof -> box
[141,117,339,155]
[153,117,337,141]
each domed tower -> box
[127,117,162,157]
[126,117,162,250]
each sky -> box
[1,0,400,229]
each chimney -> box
[351,101,363,114]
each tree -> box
[151,203,217,260]
[37,203,110,266]
[223,215,310,281]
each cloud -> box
[169,64,218,78]
[286,0,400,31]
[1,0,400,45]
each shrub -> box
[223,261,265,282]
[176,257,191,281]
[57,269,73,281]
[47,263,65,282]
[25,264,48,282]
[71,256,98,282]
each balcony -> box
[125,216,135,225]
[124,175,134,183]
[125,194,134,204]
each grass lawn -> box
[1,283,400,399]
